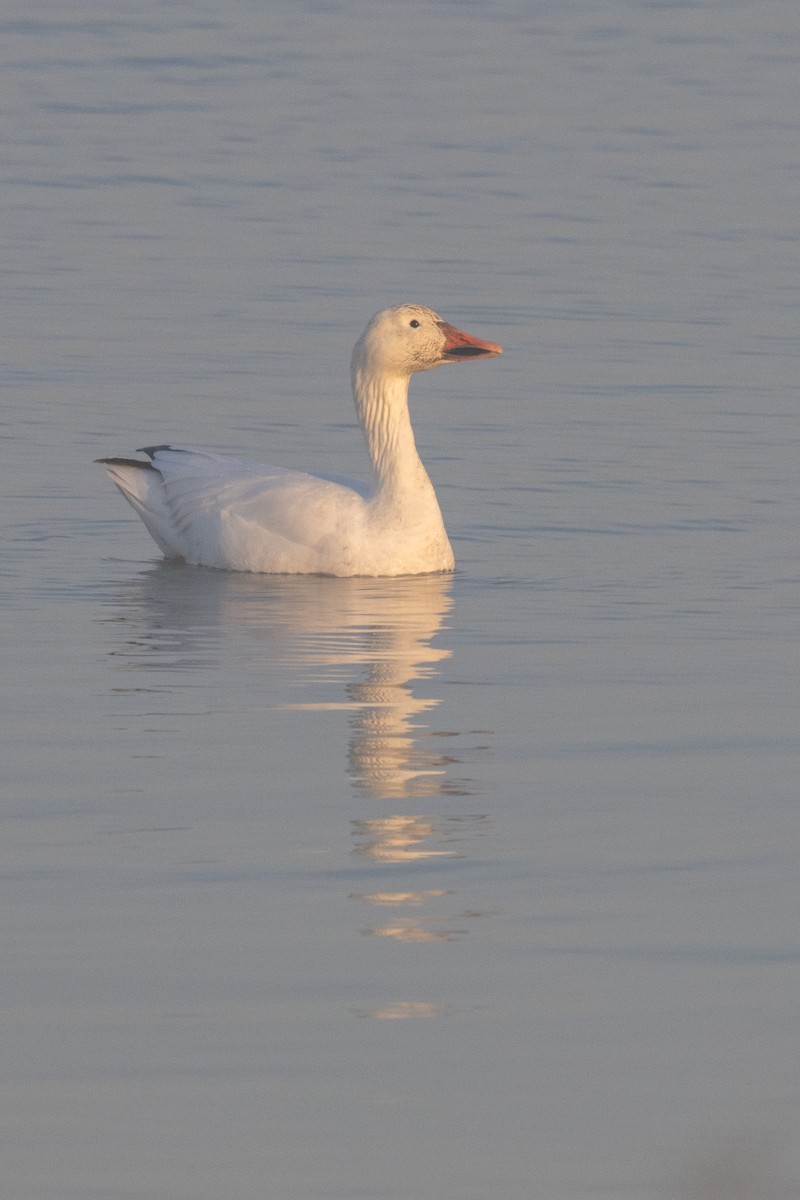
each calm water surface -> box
[3,2,799,1198]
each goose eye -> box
[409,319,420,328]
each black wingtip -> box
[97,444,180,468]
[96,456,157,470]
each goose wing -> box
[100,447,369,572]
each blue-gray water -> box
[3,2,799,1198]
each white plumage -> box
[99,304,502,576]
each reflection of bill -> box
[353,1001,441,1020]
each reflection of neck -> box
[344,584,454,801]
[352,368,434,501]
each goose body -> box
[100,304,502,576]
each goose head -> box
[352,304,503,380]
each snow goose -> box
[99,303,502,576]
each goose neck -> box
[352,368,427,491]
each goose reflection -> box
[106,564,470,803]
[270,572,465,802]
[104,563,491,1007]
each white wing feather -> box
[106,449,372,574]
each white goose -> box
[99,304,502,576]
